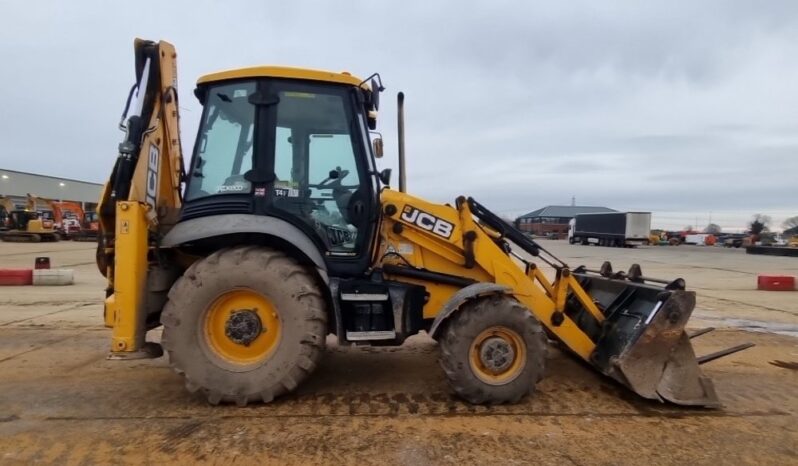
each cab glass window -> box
[186,82,256,200]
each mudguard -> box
[161,214,327,280]
[428,283,511,339]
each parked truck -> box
[568,212,652,247]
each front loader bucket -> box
[568,273,720,407]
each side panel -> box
[575,213,626,237]
[376,190,493,319]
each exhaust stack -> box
[397,92,406,193]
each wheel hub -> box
[469,326,527,385]
[224,309,263,346]
[479,336,516,374]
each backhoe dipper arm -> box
[97,39,184,356]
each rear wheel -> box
[438,295,546,404]
[161,246,327,406]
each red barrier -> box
[757,275,796,291]
[0,269,34,286]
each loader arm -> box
[97,39,184,356]
[377,189,722,406]
[378,190,596,359]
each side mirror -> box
[379,168,392,186]
[372,137,384,158]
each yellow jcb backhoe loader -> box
[98,39,750,407]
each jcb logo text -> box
[400,206,454,239]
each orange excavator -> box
[25,195,98,241]
[64,203,99,241]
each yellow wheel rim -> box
[469,326,526,385]
[204,288,281,365]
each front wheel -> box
[161,246,327,406]
[438,295,547,404]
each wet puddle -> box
[693,312,798,338]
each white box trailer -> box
[568,212,651,247]
[684,234,711,245]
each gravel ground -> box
[0,240,796,465]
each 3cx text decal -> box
[400,205,454,239]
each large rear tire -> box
[161,246,327,406]
[438,295,546,404]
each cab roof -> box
[197,66,364,87]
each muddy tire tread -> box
[161,246,327,406]
[438,295,547,405]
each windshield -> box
[186,82,256,200]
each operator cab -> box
[8,210,37,230]
[182,67,381,276]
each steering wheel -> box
[309,168,352,190]
[307,168,363,224]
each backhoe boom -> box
[98,39,183,356]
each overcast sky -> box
[0,1,796,231]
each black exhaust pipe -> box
[397,92,406,193]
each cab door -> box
[266,81,378,276]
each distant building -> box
[0,168,102,211]
[516,205,616,237]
